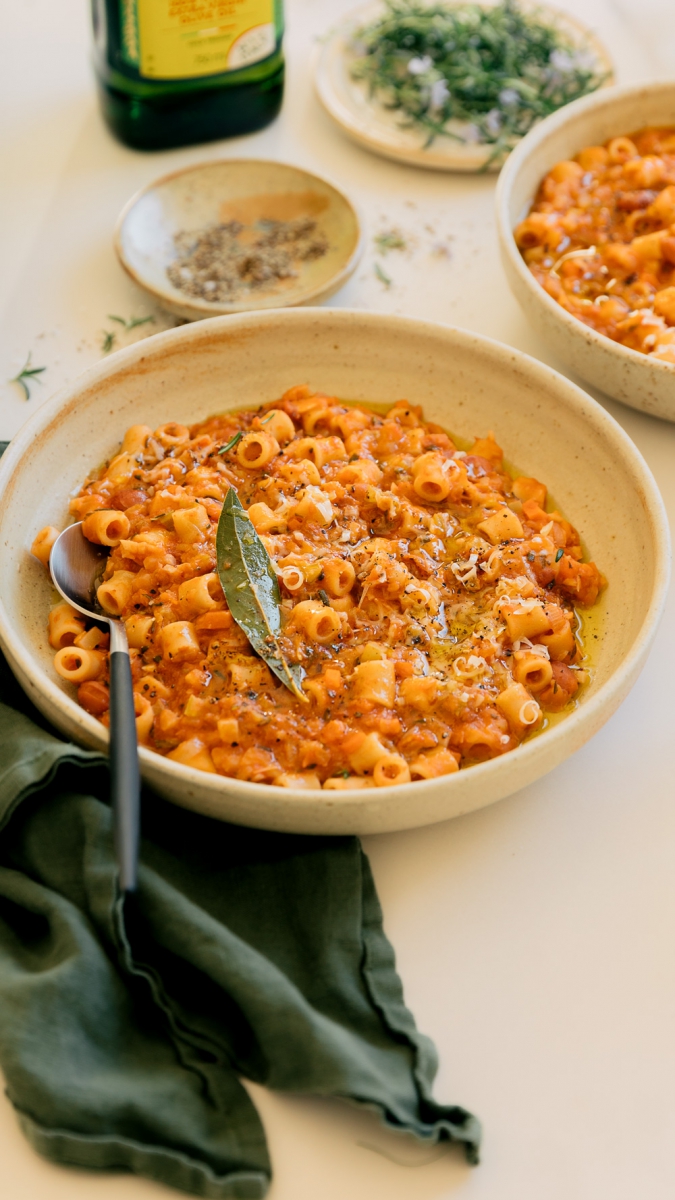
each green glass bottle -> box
[91,0,284,151]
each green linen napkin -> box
[0,651,480,1197]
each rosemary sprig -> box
[351,0,608,155]
[218,431,244,455]
[107,314,155,330]
[10,354,47,401]
[374,261,393,288]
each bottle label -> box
[121,0,276,80]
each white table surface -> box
[2,1,675,1197]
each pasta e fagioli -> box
[32,387,605,788]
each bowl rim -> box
[113,156,366,317]
[0,307,670,814]
[496,79,675,379]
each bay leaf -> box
[216,488,306,701]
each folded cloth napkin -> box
[0,651,480,1197]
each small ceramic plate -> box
[114,159,364,321]
[314,0,613,173]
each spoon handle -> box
[109,621,140,893]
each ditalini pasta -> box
[516,126,675,361]
[32,390,605,789]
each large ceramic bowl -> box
[0,310,668,834]
[496,81,675,422]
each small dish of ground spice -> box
[115,159,364,321]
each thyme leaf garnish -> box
[101,330,117,354]
[374,228,407,253]
[351,0,608,156]
[555,547,564,562]
[374,261,392,287]
[108,314,156,330]
[10,354,46,401]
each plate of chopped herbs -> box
[114,159,364,321]
[314,0,612,171]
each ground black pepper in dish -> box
[167,218,329,304]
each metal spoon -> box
[50,523,139,893]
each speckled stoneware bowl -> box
[115,159,364,321]
[0,310,668,834]
[496,81,675,422]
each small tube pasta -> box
[236,431,280,469]
[538,620,575,660]
[478,508,524,544]
[156,423,190,448]
[103,452,141,484]
[399,675,439,712]
[496,683,542,731]
[512,650,553,693]
[133,692,154,743]
[167,738,217,772]
[274,772,322,789]
[351,660,396,708]
[31,525,60,568]
[97,570,135,617]
[161,621,202,663]
[257,409,295,445]
[173,505,209,543]
[412,454,451,503]
[125,614,155,648]
[372,754,411,787]
[336,459,383,486]
[292,600,342,644]
[121,425,153,455]
[74,626,109,650]
[276,460,321,486]
[409,749,459,780]
[293,486,333,526]
[82,509,131,546]
[53,646,105,683]
[323,776,375,790]
[348,732,389,774]
[247,502,287,534]
[178,573,222,617]
[503,603,550,641]
[49,602,85,649]
[322,558,355,597]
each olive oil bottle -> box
[91,0,284,150]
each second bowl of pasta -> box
[496,80,675,422]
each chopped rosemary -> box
[318,589,331,606]
[374,261,392,287]
[10,354,46,401]
[101,330,117,354]
[351,0,608,159]
[374,228,407,253]
[107,314,155,330]
[218,430,244,455]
